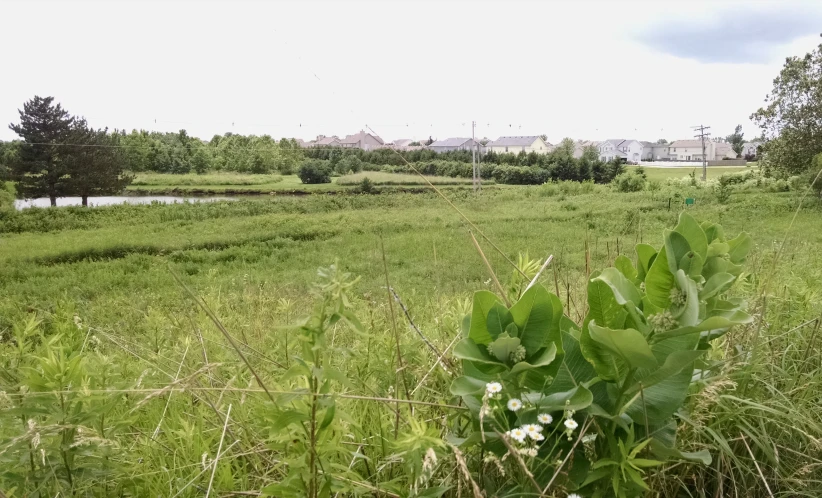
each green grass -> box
[1,182,821,496]
[630,165,751,181]
[336,171,481,185]
[127,173,347,193]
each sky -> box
[2,0,821,144]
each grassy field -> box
[1,180,821,496]
[336,171,482,185]
[630,165,750,181]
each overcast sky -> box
[2,0,821,144]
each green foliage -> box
[356,176,374,194]
[298,160,333,184]
[451,213,752,497]
[751,36,822,175]
[612,171,647,192]
[725,125,745,158]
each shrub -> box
[357,176,375,194]
[492,165,549,185]
[336,155,363,175]
[298,160,332,184]
[612,171,646,192]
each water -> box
[14,196,236,210]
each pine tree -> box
[64,123,133,206]
[8,96,76,206]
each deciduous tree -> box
[725,124,745,158]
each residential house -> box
[640,141,670,161]
[742,141,762,158]
[392,139,414,147]
[314,135,341,147]
[668,140,716,161]
[340,130,384,151]
[573,140,600,159]
[599,139,643,163]
[428,137,478,153]
[715,142,737,160]
[488,136,552,154]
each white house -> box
[599,139,643,163]
[488,136,552,154]
[742,141,762,157]
[428,137,478,153]
[340,131,384,150]
[640,141,671,161]
[668,140,716,161]
[715,142,737,159]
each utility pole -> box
[472,120,480,192]
[692,124,711,181]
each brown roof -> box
[341,131,384,145]
[316,136,340,146]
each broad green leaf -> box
[453,339,500,366]
[645,247,674,308]
[468,291,502,344]
[727,232,752,264]
[673,270,700,327]
[586,279,628,330]
[580,324,624,381]
[614,255,638,283]
[273,409,309,430]
[652,314,751,341]
[674,212,708,261]
[486,303,514,341]
[630,458,664,468]
[627,350,705,394]
[706,241,730,258]
[679,250,704,281]
[701,221,725,243]
[522,385,593,411]
[625,466,650,490]
[449,376,488,396]
[700,272,735,300]
[596,267,641,306]
[318,403,336,431]
[580,467,613,487]
[509,284,556,355]
[664,230,692,275]
[649,439,712,465]
[487,333,521,362]
[635,243,657,282]
[588,322,658,370]
[510,343,558,375]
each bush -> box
[356,176,375,194]
[809,152,822,197]
[491,165,549,185]
[298,160,332,184]
[336,155,363,175]
[612,171,646,192]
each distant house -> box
[742,141,762,157]
[429,137,478,153]
[668,140,716,161]
[715,142,737,159]
[640,141,670,161]
[488,136,552,154]
[393,139,414,147]
[573,140,600,159]
[315,135,342,147]
[340,131,384,151]
[599,139,643,163]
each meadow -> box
[1,176,821,497]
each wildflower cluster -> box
[648,310,677,333]
[669,287,687,306]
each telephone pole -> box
[472,120,480,192]
[692,124,711,181]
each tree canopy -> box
[725,125,745,158]
[751,35,822,175]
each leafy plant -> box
[450,213,753,497]
[298,160,333,184]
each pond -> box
[14,196,237,210]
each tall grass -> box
[0,184,820,496]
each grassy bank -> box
[631,165,751,181]
[1,183,820,496]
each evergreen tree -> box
[64,123,133,206]
[8,96,76,206]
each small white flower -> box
[537,413,553,424]
[526,447,538,457]
[508,428,527,443]
[507,398,522,412]
[568,494,582,498]
[564,419,579,431]
[523,424,541,437]
[530,432,545,441]
[486,382,503,394]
